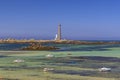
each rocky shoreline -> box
[0,40,120,45]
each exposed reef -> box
[49,40,120,45]
[35,40,120,45]
[21,43,59,51]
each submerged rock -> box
[98,67,111,72]
[13,59,25,63]
[43,68,54,72]
[46,54,54,58]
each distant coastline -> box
[0,39,120,45]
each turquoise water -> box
[0,43,120,57]
[0,43,120,80]
[0,43,120,51]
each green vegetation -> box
[0,50,120,80]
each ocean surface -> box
[0,42,120,51]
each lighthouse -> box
[55,24,61,41]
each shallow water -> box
[0,43,120,51]
[0,43,120,80]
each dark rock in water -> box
[52,70,96,76]
[21,43,59,51]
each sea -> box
[0,40,120,51]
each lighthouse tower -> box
[56,24,61,41]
